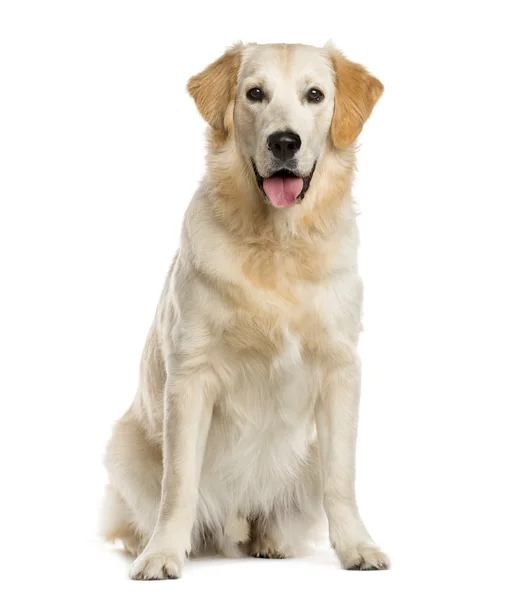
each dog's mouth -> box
[252,162,316,208]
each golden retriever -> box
[100,41,388,579]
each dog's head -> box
[188,43,383,209]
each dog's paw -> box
[129,551,182,580]
[251,538,287,559]
[338,543,390,571]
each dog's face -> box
[234,45,335,208]
[188,43,383,209]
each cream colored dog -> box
[100,42,388,579]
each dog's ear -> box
[329,49,383,149]
[187,44,243,141]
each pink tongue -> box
[262,177,304,208]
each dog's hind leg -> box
[250,445,325,559]
[218,515,251,557]
[99,484,145,556]
[250,508,323,559]
[100,413,162,553]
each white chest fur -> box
[200,324,317,509]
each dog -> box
[100,42,388,579]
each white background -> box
[1,1,509,598]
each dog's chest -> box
[207,322,316,490]
[210,271,354,427]
[217,311,319,423]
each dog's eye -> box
[307,88,324,103]
[247,87,265,102]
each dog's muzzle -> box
[252,161,316,208]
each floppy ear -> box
[330,50,384,149]
[187,44,243,141]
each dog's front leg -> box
[129,370,217,580]
[315,355,390,570]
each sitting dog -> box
[100,42,388,579]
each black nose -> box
[267,131,302,161]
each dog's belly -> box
[197,349,319,522]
